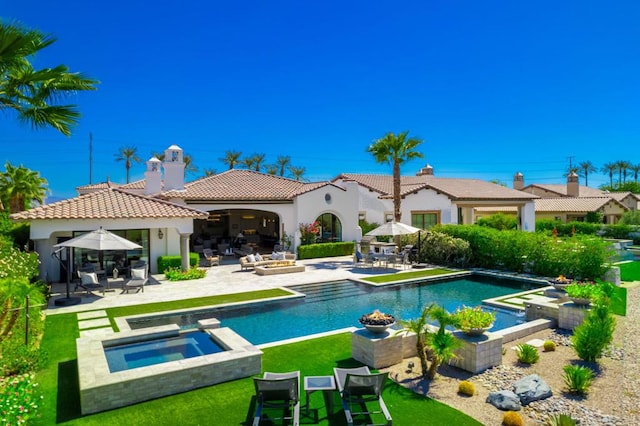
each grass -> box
[362,268,460,284]
[36,325,481,425]
[619,260,640,282]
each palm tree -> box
[398,306,431,379]
[367,131,424,222]
[276,155,291,176]
[0,22,99,136]
[220,150,242,169]
[601,162,616,188]
[203,168,216,177]
[288,166,306,181]
[248,153,266,172]
[578,161,597,187]
[264,164,278,175]
[240,157,255,170]
[183,154,198,176]
[631,163,640,183]
[0,162,48,213]
[114,146,142,183]
[618,160,631,185]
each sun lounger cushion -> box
[131,268,146,279]
[81,272,99,285]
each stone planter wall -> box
[559,302,590,330]
[351,328,403,369]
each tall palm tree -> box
[367,131,424,222]
[220,150,242,169]
[618,160,631,185]
[601,162,616,188]
[248,153,266,172]
[264,164,278,175]
[631,163,640,183]
[203,168,216,177]
[578,161,597,187]
[183,154,198,176]
[276,155,291,176]
[0,22,99,136]
[288,166,306,181]
[240,157,255,170]
[0,162,48,213]
[114,146,142,183]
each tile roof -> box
[607,191,640,202]
[119,179,147,190]
[159,169,340,201]
[10,188,208,221]
[76,181,121,191]
[335,173,537,201]
[534,197,628,212]
[522,184,606,197]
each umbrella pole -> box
[54,247,81,306]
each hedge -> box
[297,242,355,260]
[157,253,199,273]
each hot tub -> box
[77,323,262,415]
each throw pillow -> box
[255,253,263,261]
[81,272,99,285]
[246,254,256,263]
[131,268,146,279]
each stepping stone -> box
[80,327,115,339]
[78,318,111,330]
[525,338,545,347]
[77,310,107,320]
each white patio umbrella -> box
[52,227,142,306]
[365,221,421,237]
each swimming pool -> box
[127,275,539,345]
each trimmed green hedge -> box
[297,241,355,260]
[432,224,611,280]
[157,253,199,273]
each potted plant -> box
[453,305,496,335]
[565,282,600,305]
[359,309,395,333]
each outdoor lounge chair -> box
[122,266,148,293]
[75,265,106,296]
[253,371,300,426]
[202,248,220,267]
[333,366,392,426]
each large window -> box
[411,211,439,230]
[72,229,149,275]
[316,213,342,243]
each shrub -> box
[457,380,475,396]
[477,213,518,230]
[502,411,524,426]
[543,340,556,352]
[515,343,540,364]
[562,364,594,394]
[453,305,495,331]
[157,253,199,273]
[297,242,354,259]
[420,231,471,267]
[0,373,43,424]
[572,302,616,362]
[565,282,601,300]
[546,413,577,426]
[164,266,207,281]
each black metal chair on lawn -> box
[253,371,300,426]
[333,366,392,426]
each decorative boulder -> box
[486,390,522,411]
[512,374,552,405]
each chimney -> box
[416,164,434,176]
[163,145,185,191]
[567,171,579,197]
[513,172,524,190]
[144,157,162,195]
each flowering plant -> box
[453,305,496,331]
[299,221,320,245]
[0,373,43,425]
[359,309,395,326]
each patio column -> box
[180,233,191,271]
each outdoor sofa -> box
[239,253,297,271]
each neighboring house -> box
[332,167,537,231]
[476,172,636,224]
[76,179,122,195]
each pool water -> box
[104,330,226,372]
[128,276,538,345]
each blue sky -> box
[2,1,639,200]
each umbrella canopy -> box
[365,221,421,237]
[54,227,142,250]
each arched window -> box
[315,213,342,242]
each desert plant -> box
[458,380,475,396]
[543,340,556,352]
[572,302,616,362]
[563,364,594,394]
[453,305,495,332]
[546,413,578,426]
[502,410,524,426]
[515,343,540,364]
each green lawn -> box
[619,260,640,282]
[362,268,460,284]
[36,321,480,425]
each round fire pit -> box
[359,310,396,334]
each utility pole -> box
[89,132,93,184]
